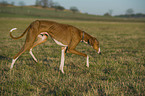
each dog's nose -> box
[99,52,101,55]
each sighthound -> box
[10,20,101,73]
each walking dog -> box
[10,20,101,73]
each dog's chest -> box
[53,38,67,47]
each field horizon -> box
[0,12,145,96]
[1,6,145,23]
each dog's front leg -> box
[86,55,89,67]
[67,49,89,67]
[59,47,67,74]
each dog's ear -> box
[95,39,99,44]
[88,38,94,46]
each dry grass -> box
[0,18,145,95]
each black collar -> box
[82,31,85,41]
[81,31,90,45]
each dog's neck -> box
[81,31,94,46]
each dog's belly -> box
[53,38,68,47]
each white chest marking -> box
[83,40,88,44]
[38,35,47,41]
[53,39,67,47]
[81,40,88,44]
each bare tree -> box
[36,0,42,6]
[48,0,53,7]
[19,1,25,6]
[126,8,134,15]
[104,9,113,16]
[35,0,39,6]
[41,0,48,8]
[53,2,65,11]
[108,9,113,16]
[0,0,8,6]
[70,6,79,14]
[11,1,15,6]
[36,0,54,8]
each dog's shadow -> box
[0,55,12,72]
[0,55,11,60]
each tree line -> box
[0,0,145,17]
[104,8,145,18]
[116,9,145,18]
[0,0,79,13]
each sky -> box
[5,0,145,15]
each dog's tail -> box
[10,25,30,40]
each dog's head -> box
[88,37,101,54]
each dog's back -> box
[38,20,83,45]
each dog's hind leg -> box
[31,34,48,49]
[10,40,36,69]
[29,34,48,62]
[29,49,38,62]
[10,32,37,69]
[10,45,30,69]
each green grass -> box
[0,17,145,95]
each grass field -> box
[0,17,145,96]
